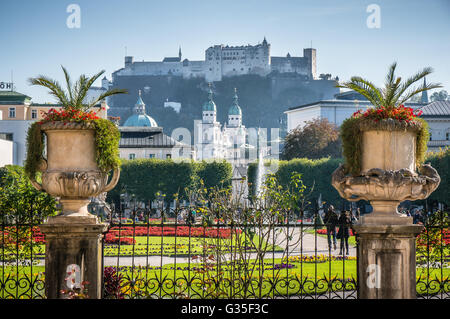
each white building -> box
[419,100,450,152]
[0,137,13,167]
[0,112,13,167]
[164,100,181,113]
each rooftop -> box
[418,100,450,117]
[0,91,32,105]
[119,127,191,148]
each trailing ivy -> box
[340,117,363,176]
[92,118,121,173]
[415,117,430,167]
[24,122,45,180]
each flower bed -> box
[316,228,355,236]
[107,226,241,240]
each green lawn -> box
[103,233,283,257]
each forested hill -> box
[108,74,338,137]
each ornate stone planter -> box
[332,121,440,225]
[332,120,441,299]
[30,121,120,220]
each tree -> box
[0,165,58,223]
[282,118,341,160]
[430,90,449,102]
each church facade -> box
[195,85,247,164]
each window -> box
[9,107,16,118]
[31,109,38,119]
[149,154,155,158]
[0,133,13,141]
[129,153,136,160]
[446,132,450,141]
[166,154,172,159]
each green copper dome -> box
[228,88,242,115]
[124,114,158,127]
[124,90,158,127]
[202,84,217,112]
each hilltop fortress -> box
[112,38,317,82]
[104,38,338,135]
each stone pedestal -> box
[39,215,108,299]
[353,223,423,299]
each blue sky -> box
[0,0,449,103]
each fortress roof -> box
[163,57,181,62]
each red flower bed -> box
[104,233,136,245]
[352,104,422,124]
[0,226,45,245]
[38,107,100,124]
[316,228,355,236]
[417,228,450,247]
[107,226,241,240]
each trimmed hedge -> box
[107,159,232,205]
[426,147,450,206]
[247,158,344,206]
[247,148,450,208]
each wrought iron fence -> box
[0,217,46,299]
[101,205,358,299]
[415,210,450,299]
[0,208,448,299]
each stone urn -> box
[332,119,440,225]
[30,121,120,221]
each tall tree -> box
[282,118,341,160]
[430,90,449,102]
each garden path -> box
[102,232,356,267]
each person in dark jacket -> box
[323,205,338,251]
[337,210,352,255]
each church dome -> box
[228,88,242,115]
[123,90,158,127]
[124,114,158,127]
[228,104,242,115]
[203,100,217,112]
[202,84,217,112]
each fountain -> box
[255,147,266,197]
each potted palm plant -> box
[25,66,127,218]
[337,62,441,176]
[332,62,441,224]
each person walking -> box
[337,210,352,255]
[323,205,338,251]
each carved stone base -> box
[39,216,108,299]
[58,198,93,218]
[360,200,412,225]
[354,223,423,299]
